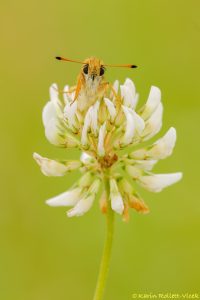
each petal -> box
[124,78,136,100]
[44,118,64,146]
[91,101,100,136]
[132,110,145,134]
[148,127,177,159]
[122,154,158,170]
[110,80,119,99]
[89,178,101,194]
[120,79,137,108]
[45,117,79,148]
[78,172,94,188]
[46,187,82,207]
[104,98,117,122]
[137,172,183,192]
[142,103,163,141]
[129,148,147,160]
[43,84,64,129]
[45,118,76,147]
[63,85,73,104]
[113,80,119,94]
[80,152,93,164]
[140,86,161,120]
[49,83,59,104]
[134,159,157,171]
[129,195,149,214]
[122,106,145,145]
[118,178,149,214]
[118,178,133,195]
[110,179,124,214]
[34,152,66,176]
[97,122,107,156]
[67,195,94,217]
[120,85,133,108]
[130,127,176,160]
[133,93,139,109]
[111,194,124,214]
[125,165,143,179]
[121,106,135,145]
[49,83,63,118]
[42,101,56,127]
[64,101,78,130]
[33,152,81,176]
[67,179,100,217]
[81,107,93,146]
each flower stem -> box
[93,177,114,300]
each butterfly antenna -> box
[55,57,84,64]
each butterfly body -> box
[55,56,137,111]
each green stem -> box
[93,177,114,300]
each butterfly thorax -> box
[77,57,106,112]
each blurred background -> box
[0,0,199,299]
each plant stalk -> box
[93,176,114,300]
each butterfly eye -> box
[100,66,105,76]
[83,64,89,74]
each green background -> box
[1,0,199,299]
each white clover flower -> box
[137,173,182,193]
[120,78,138,109]
[33,152,82,176]
[46,187,82,207]
[67,178,101,217]
[34,79,182,219]
[140,86,161,120]
[131,127,177,160]
[110,179,124,214]
[98,122,107,157]
[118,177,149,217]
[81,106,93,146]
[121,106,136,145]
[104,98,117,122]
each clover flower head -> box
[34,79,182,220]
